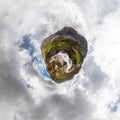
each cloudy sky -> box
[0,0,120,120]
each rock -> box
[41,27,88,83]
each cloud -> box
[0,0,120,120]
[0,21,30,102]
[30,89,94,120]
[0,19,33,120]
[83,55,108,92]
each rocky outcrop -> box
[41,27,88,83]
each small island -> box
[41,27,88,83]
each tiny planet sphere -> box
[41,27,88,83]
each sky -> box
[0,0,120,120]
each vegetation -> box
[42,37,84,83]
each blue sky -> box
[20,34,35,56]
[19,34,51,79]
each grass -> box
[42,37,85,83]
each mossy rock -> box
[41,27,87,83]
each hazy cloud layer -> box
[83,55,108,92]
[30,89,94,120]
